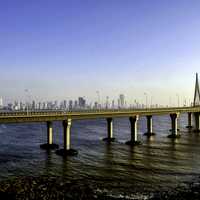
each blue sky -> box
[0,0,200,105]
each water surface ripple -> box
[0,114,199,194]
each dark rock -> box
[125,140,142,146]
[56,148,78,156]
[144,132,156,136]
[102,137,116,142]
[40,143,59,150]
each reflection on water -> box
[0,114,200,193]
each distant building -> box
[74,100,78,109]
[13,101,19,110]
[54,100,58,109]
[112,100,115,108]
[69,100,73,110]
[47,101,52,110]
[63,100,67,109]
[32,101,36,110]
[38,102,42,110]
[118,98,120,108]
[0,97,3,108]
[94,101,98,109]
[8,103,13,110]
[42,102,47,110]
[78,97,86,108]
[119,94,125,108]
[105,96,109,109]
[20,102,24,110]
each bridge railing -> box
[0,106,199,117]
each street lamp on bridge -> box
[176,94,180,107]
[144,93,148,108]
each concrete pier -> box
[126,115,141,145]
[194,112,200,132]
[56,119,78,156]
[144,115,155,136]
[103,118,115,142]
[186,112,193,128]
[168,113,180,138]
[40,121,59,150]
[47,121,53,145]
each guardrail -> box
[0,106,199,117]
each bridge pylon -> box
[193,73,200,106]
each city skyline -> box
[1,1,200,104]
[0,91,194,111]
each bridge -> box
[0,106,200,156]
[0,74,200,156]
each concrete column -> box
[186,112,193,128]
[107,118,113,138]
[194,112,200,132]
[40,121,59,150]
[130,116,138,142]
[144,115,155,136]
[103,118,115,142]
[168,113,180,138]
[63,119,72,150]
[56,119,78,156]
[126,115,141,145]
[47,121,53,145]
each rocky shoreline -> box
[0,176,200,200]
[150,180,200,200]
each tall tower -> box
[193,73,200,106]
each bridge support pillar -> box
[194,112,200,133]
[103,118,115,142]
[144,115,155,136]
[40,121,59,150]
[56,119,78,156]
[126,115,141,145]
[168,113,180,138]
[186,112,193,128]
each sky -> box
[0,0,200,106]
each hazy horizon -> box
[1,0,200,105]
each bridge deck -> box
[0,106,200,123]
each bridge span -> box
[1,106,200,156]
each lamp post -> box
[144,93,148,108]
[169,96,172,107]
[183,98,186,107]
[106,96,109,109]
[150,96,153,108]
[176,94,180,107]
[134,99,137,108]
[96,91,100,110]
[25,89,30,115]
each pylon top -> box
[194,73,200,106]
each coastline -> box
[0,175,200,200]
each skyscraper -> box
[69,100,73,110]
[63,100,67,109]
[78,97,86,108]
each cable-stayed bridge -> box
[0,74,200,156]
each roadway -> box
[0,106,200,123]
